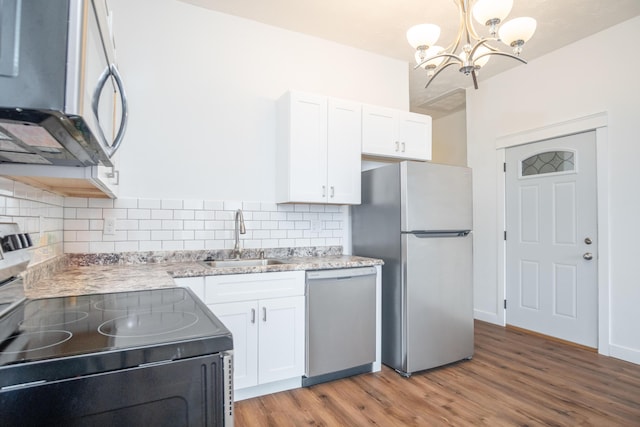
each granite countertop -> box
[25,255,383,299]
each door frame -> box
[494,112,610,355]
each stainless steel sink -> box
[200,259,288,268]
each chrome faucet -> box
[231,209,246,259]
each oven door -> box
[0,352,233,426]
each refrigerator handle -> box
[410,230,471,238]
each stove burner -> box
[20,311,89,328]
[98,312,199,338]
[0,330,73,354]
[93,291,188,312]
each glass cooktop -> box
[0,287,233,388]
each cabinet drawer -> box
[204,271,305,304]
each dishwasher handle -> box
[306,266,377,281]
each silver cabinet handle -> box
[322,185,326,197]
[583,252,593,260]
[395,141,400,152]
[262,307,267,322]
[92,64,128,158]
[401,142,406,152]
[251,308,256,324]
[330,186,335,198]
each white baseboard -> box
[474,309,502,325]
[609,344,640,365]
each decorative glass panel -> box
[521,151,575,176]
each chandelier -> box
[407,0,536,90]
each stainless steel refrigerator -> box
[352,161,474,376]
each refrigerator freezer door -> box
[402,232,474,374]
[402,162,473,232]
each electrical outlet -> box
[103,217,116,235]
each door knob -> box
[583,252,593,260]
[584,237,592,245]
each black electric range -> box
[0,223,234,427]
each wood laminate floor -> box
[234,320,640,426]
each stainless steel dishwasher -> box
[303,266,377,387]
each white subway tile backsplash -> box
[65,198,89,208]
[184,199,204,210]
[64,219,89,231]
[151,209,173,220]
[194,210,215,220]
[118,219,139,231]
[88,199,114,208]
[205,240,226,250]
[76,208,103,219]
[204,200,224,210]
[114,199,138,209]
[223,201,242,211]
[139,241,163,251]
[60,196,345,254]
[194,230,215,240]
[174,210,195,220]
[128,230,151,241]
[151,230,173,241]
[184,240,205,250]
[184,220,204,230]
[65,242,90,253]
[161,199,183,210]
[139,220,162,230]
[103,208,128,219]
[242,201,261,211]
[162,240,184,251]
[173,230,194,240]
[76,231,103,242]
[161,220,183,230]
[128,209,151,220]
[115,241,139,252]
[90,242,115,253]
[138,199,161,209]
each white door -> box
[505,131,598,348]
[210,301,259,389]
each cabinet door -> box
[361,105,398,157]
[327,98,361,204]
[209,301,259,390]
[399,112,432,161]
[258,296,305,384]
[286,92,328,203]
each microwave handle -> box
[92,63,129,158]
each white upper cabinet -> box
[277,91,361,204]
[362,105,432,161]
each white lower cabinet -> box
[175,271,305,400]
[210,295,304,389]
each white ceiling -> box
[179,0,640,117]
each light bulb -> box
[499,16,537,54]
[406,24,441,49]
[472,0,513,25]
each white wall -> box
[466,16,640,364]
[109,0,408,201]
[432,109,467,166]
